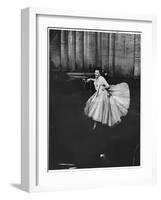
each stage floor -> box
[49,75,140,170]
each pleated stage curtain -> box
[49,29,141,78]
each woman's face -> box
[94,70,100,78]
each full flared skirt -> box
[84,82,130,127]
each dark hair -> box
[94,67,102,74]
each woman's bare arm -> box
[86,78,95,82]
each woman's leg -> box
[93,121,97,130]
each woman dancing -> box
[84,68,130,129]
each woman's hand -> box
[82,78,91,83]
[101,84,107,91]
[102,87,105,91]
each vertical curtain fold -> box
[50,30,141,78]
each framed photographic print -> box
[21,7,157,192]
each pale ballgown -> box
[84,76,130,127]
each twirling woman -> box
[84,68,130,129]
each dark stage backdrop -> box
[49,30,141,78]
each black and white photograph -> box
[48,28,141,170]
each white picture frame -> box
[21,7,157,192]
